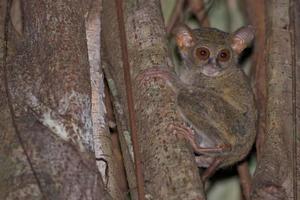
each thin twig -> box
[237,161,252,200]
[244,0,267,160]
[187,0,210,27]
[104,80,129,195]
[114,0,146,199]
[166,0,185,34]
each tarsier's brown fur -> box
[139,24,256,177]
[177,68,256,168]
[174,26,256,168]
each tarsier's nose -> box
[208,57,223,69]
[202,57,221,77]
[207,57,217,66]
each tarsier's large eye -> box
[195,47,210,60]
[217,49,231,62]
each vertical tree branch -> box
[86,0,124,199]
[166,0,185,34]
[290,0,299,199]
[237,161,251,200]
[1,0,112,198]
[102,0,205,199]
[250,1,294,199]
[188,0,210,27]
[115,0,146,199]
[104,82,129,196]
[245,0,267,159]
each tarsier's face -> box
[175,25,254,77]
[189,30,236,76]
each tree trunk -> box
[250,1,296,199]
[0,0,111,199]
[102,0,205,199]
[85,0,125,199]
[1,0,298,199]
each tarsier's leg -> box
[168,123,229,181]
[168,123,231,154]
[201,158,224,182]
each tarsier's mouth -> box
[201,65,221,77]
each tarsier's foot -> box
[167,123,231,155]
[201,158,224,182]
[195,156,224,181]
[135,66,174,87]
[167,123,229,181]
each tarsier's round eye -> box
[195,47,210,60]
[218,49,231,62]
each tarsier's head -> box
[174,24,255,77]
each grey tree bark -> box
[0,0,111,199]
[102,0,205,199]
[1,0,298,199]
[250,0,297,199]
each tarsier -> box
[139,24,256,180]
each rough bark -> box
[104,82,129,197]
[292,0,300,199]
[85,0,124,199]
[0,0,111,199]
[102,0,205,199]
[250,1,295,199]
[101,1,138,199]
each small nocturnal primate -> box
[138,24,256,180]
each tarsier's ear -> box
[231,25,255,54]
[174,24,195,52]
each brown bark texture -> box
[293,1,300,199]
[250,0,296,199]
[101,1,138,199]
[102,0,205,199]
[85,0,125,199]
[0,0,111,199]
